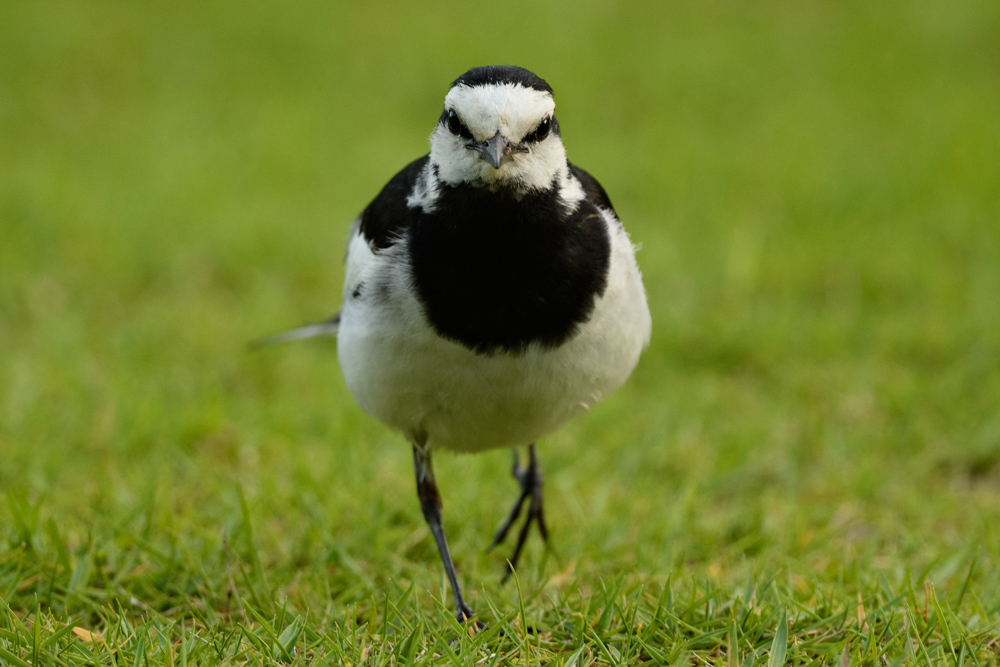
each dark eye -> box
[526,117,551,143]
[446,110,472,140]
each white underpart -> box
[336,213,652,454]
[430,83,569,194]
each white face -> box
[429,82,568,192]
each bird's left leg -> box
[488,443,548,582]
[412,442,477,624]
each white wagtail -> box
[262,66,651,623]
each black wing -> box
[568,162,617,218]
[359,155,429,250]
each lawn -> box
[2,0,1000,664]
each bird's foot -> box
[488,446,548,583]
[456,604,483,628]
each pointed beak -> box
[474,131,515,169]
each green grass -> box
[3,0,1000,664]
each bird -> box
[260,65,651,624]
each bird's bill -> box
[470,131,527,169]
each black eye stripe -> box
[443,110,553,144]
[446,109,474,140]
[525,117,551,143]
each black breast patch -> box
[407,183,611,355]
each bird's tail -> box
[250,314,340,349]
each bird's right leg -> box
[488,443,549,582]
[412,442,476,624]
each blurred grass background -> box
[2,0,1000,663]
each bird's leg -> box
[488,450,530,549]
[488,443,548,582]
[412,444,476,624]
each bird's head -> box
[429,66,566,193]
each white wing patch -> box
[558,172,586,213]
[405,160,440,212]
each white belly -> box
[336,219,650,452]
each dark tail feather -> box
[250,314,340,349]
